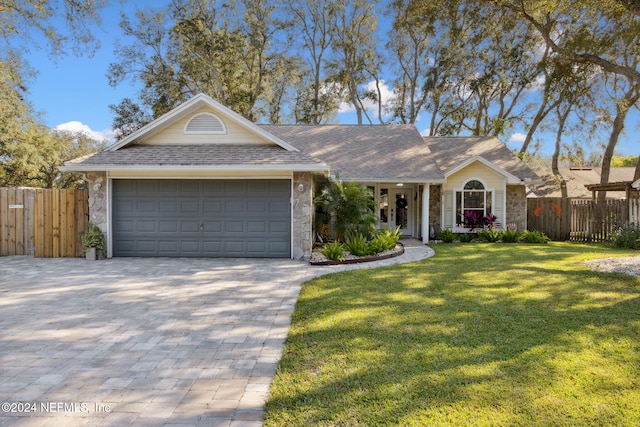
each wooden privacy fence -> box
[0,188,89,257]
[527,197,640,242]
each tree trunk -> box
[599,88,640,201]
[552,105,571,200]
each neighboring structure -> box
[534,167,639,200]
[61,93,541,259]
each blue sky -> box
[22,1,639,158]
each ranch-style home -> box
[60,93,541,259]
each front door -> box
[379,187,413,235]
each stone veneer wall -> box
[506,185,527,231]
[292,171,313,260]
[429,184,442,231]
[85,172,108,235]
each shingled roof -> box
[424,136,541,182]
[260,124,445,182]
[62,144,327,172]
[534,167,637,198]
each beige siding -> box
[444,162,505,192]
[139,107,274,146]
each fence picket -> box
[528,198,639,242]
[1,188,88,257]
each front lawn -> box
[264,243,640,426]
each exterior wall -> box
[506,185,527,231]
[445,162,505,190]
[139,106,274,146]
[442,162,506,231]
[292,172,313,260]
[429,184,442,230]
[85,171,109,237]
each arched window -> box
[455,180,492,228]
[184,112,226,134]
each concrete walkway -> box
[0,240,433,426]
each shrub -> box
[477,228,501,243]
[320,241,344,261]
[344,233,371,256]
[315,178,376,241]
[520,230,550,243]
[438,228,456,243]
[82,222,106,253]
[368,227,401,254]
[458,233,474,243]
[500,229,520,243]
[613,224,640,249]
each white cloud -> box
[420,128,432,136]
[338,80,396,115]
[509,133,527,143]
[54,121,115,142]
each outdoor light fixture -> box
[297,183,305,193]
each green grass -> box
[264,243,640,426]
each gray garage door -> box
[112,179,291,257]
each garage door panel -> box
[158,221,178,233]
[224,221,244,233]
[180,181,200,193]
[203,200,222,213]
[180,200,200,213]
[113,179,291,257]
[180,220,200,232]
[224,181,246,193]
[158,240,178,253]
[270,201,290,213]
[247,201,267,213]
[137,220,156,232]
[224,201,245,213]
[159,201,178,213]
[248,221,266,232]
[157,180,179,192]
[136,181,157,193]
[270,221,289,233]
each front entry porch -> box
[368,183,441,243]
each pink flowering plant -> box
[464,211,497,231]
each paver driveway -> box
[0,241,433,426]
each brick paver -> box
[0,240,433,426]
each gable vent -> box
[184,112,227,134]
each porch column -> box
[422,183,430,244]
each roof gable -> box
[425,136,541,184]
[107,93,299,152]
[445,156,520,182]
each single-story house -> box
[534,167,639,200]
[60,93,541,259]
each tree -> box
[328,0,379,125]
[598,73,640,199]
[493,0,640,85]
[286,0,342,124]
[108,0,295,127]
[1,126,106,188]
[0,0,108,57]
[1,0,110,186]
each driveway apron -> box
[0,240,433,426]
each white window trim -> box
[184,112,227,135]
[454,178,495,232]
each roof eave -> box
[58,163,329,173]
[336,177,447,184]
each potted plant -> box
[82,222,105,260]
